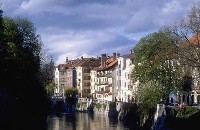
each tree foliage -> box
[166,2,200,93]
[0,13,50,129]
[65,87,78,105]
[45,82,55,96]
[1,17,43,92]
[40,57,55,88]
[136,81,163,110]
[65,87,78,98]
[133,2,200,118]
[133,31,181,102]
[170,2,200,67]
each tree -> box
[0,15,50,129]
[0,5,3,40]
[136,81,163,111]
[65,87,78,98]
[65,87,78,105]
[166,2,200,94]
[133,31,181,102]
[40,56,55,89]
[45,82,55,96]
[182,75,193,92]
[170,2,200,67]
[1,17,43,90]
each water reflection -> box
[47,113,136,130]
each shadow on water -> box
[47,112,141,130]
[64,114,77,130]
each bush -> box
[176,107,199,118]
[95,103,102,110]
[165,107,200,130]
[109,102,116,109]
[76,103,80,108]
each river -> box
[47,112,137,130]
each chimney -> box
[113,53,117,60]
[101,54,107,67]
[117,53,120,57]
[130,49,134,54]
[66,57,68,63]
[81,56,83,60]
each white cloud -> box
[1,0,198,65]
[40,29,134,64]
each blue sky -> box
[1,0,198,64]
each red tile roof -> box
[93,57,117,70]
[180,33,200,47]
[57,58,101,69]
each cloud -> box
[1,0,198,65]
[41,28,135,64]
[14,0,196,33]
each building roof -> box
[57,57,101,70]
[121,53,134,60]
[180,33,200,48]
[93,56,117,71]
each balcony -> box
[95,82,109,85]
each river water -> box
[47,113,137,130]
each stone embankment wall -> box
[76,102,110,115]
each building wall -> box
[90,70,97,98]
[54,67,67,96]
[54,68,59,96]
[76,66,91,98]
[116,56,135,102]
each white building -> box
[90,53,118,103]
[54,65,67,97]
[116,51,136,102]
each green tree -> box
[65,87,78,105]
[65,87,78,98]
[133,31,181,101]
[1,17,43,91]
[0,15,50,129]
[132,31,182,129]
[136,81,163,126]
[170,2,200,67]
[136,81,163,110]
[0,5,3,40]
[167,2,200,94]
[40,56,55,88]
[45,82,55,96]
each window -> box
[87,83,90,86]
[84,69,90,73]
[119,70,121,76]
[60,71,64,75]
[118,80,121,86]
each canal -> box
[47,113,137,130]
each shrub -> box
[95,103,102,110]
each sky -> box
[1,0,198,65]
